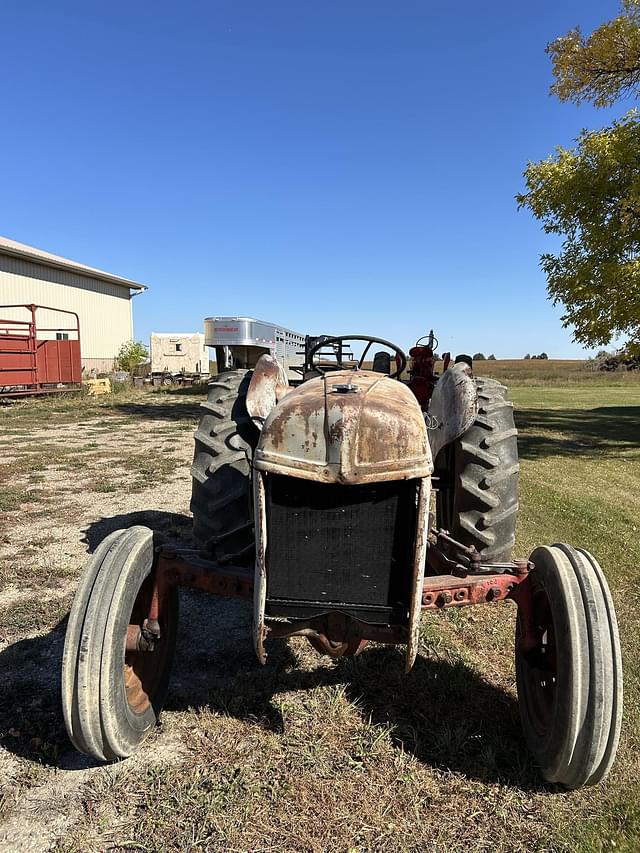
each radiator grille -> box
[265,475,418,619]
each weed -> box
[90,481,118,493]
[0,488,40,512]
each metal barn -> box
[0,236,146,373]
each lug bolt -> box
[487,586,502,601]
[454,590,465,601]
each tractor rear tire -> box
[516,544,623,788]
[436,377,519,562]
[190,370,258,559]
[62,526,178,761]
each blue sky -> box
[0,1,624,357]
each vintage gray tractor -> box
[62,333,622,789]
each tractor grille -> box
[265,474,418,622]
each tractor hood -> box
[253,370,432,484]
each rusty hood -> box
[253,370,432,484]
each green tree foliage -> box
[519,1,640,354]
[518,113,640,352]
[473,352,486,360]
[524,353,531,359]
[114,340,148,373]
[488,353,497,360]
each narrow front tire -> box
[62,526,178,761]
[515,544,622,788]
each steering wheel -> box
[308,335,407,379]
[415,331,439,351]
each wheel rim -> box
[519,587,558,736]
[124,575,172,715]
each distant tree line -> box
[523,352,549,360]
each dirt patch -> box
[0,391,203,849]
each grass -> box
[0,487,40,513]
[122,452,182,490]
[0,384,206,428]
[469,358,640,386]
[0,593,73,640]
[89,480,119,493]
[1,371,639,851]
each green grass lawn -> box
[511,382,640,850]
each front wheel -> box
[515,544,622,788]
[62,526,178,761]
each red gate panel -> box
[0,304,82,395]
[36,339,81,384]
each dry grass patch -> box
[0,592,73,641]
[0,487,40,513]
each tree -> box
[538,352,549,360]
[473,352,486,360]
[114,340,148,373]
[488,353,497,360]
[524,353,531,359]
[548,1,640,107]
[518,1,640,354]
[518,114,640,353]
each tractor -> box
[62,331,622,789]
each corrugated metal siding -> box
[0,255,134,361]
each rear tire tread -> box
[190,369,257,557]
[450,377,519,561]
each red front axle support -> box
[125,545,536,655]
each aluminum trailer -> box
[204,316,306,376]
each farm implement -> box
[62,330,622,788]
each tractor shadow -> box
[0,591,541,789]
[515,405,640,460]
[113,401,204,421]
[0,616,73,768]
[82,510,193,553]
[167,592,542,791]
[113,382,208,422]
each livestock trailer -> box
[204,316,307,377]
[0,304,82,397]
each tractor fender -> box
[246,353,291,427]
[426,363,478,459]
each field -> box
[0,360,639,852]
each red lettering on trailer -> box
[216,326,240,332]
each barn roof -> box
[0,235,147,291]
